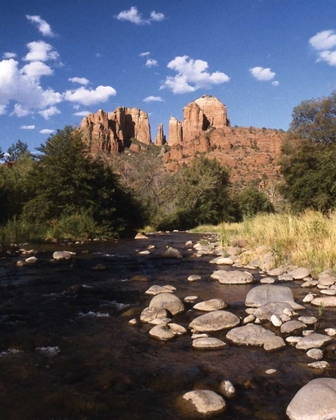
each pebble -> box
[265,369,277,375]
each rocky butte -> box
[80,95,286,184]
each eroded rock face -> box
[154,123,165,146]
[81,107,151,154]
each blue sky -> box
[1,0,336,152]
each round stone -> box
[192,337,226,350]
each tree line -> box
[1,90,334,241]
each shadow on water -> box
[0,232,335,419]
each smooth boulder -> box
[211,270,254,284]
[189,310,240,333]
[245,285,294,307]
[286,378,336,420]
[149,293,185,315]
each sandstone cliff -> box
[81,107,151,154]
[80,95,285,185]
[164,95,285,184]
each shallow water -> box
[0,233,335,420]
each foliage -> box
[280,92,336,212]
[0,151,35,222]
[289,91,336,144]
[5,140,30,162]
[280,138,336,212]
[21,126,142,236]
[170,155,232,229]
[232,187,274,220]
[218,210,336,276]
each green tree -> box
[289,91,336,144]
[5,140,30,162]
[232,187,274,220]
[168,155,231,229]
[22,126,142,235]
[280,139,336,212]
[0,149,34,222]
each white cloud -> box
[115,6,165,25]
[146,58,158,67]
[68,77,90,85]
[11,104,32,117]
[150,11,165,22]
[316,50,336,66]
[160,55,230,94]
[21,61,53,78]
[40,129,54,134]
[143,96,164,103]
[0,105,6,114]
[64,85,116,106]
[309,30,336,50]
[3,52,17,59]
[249,66,276,81]
[20,125,35,130]
[73,110,91,117]
[272,80,280,86]
[39,106,61,120]
[140,51,150,57]
[26,15,56,37]
[23,41,59,62]
[0,58,62,116]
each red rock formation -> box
[81,106,151,154]
[154,123,165,146]
[168,116,183,145]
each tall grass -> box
[218,211,336,276]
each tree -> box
[22,126,142,235]
[5,140,30,162]
[169,155,231,229]
[279,139,336,212]
[232,187,274,220]
[289,91,336,144]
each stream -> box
[0,232,335,420]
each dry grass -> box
[215,211,336,276]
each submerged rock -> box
[295,333,331,350]
[192,337,226,350]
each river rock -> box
[209,256,234,265]
[145,285,176,295]
[226,324,285,350]
[149,325,176,341]
[301,279,318,287]
[193,299,227,312]
[270,314,282,327]
[302,293,315,302]
[149,293,185,315]
[311,296,336,307]
[192,337,226,350]
[161,247,182,258]
[189,310,240,333]
[245,285,294,307]
[254,302,294,321]
[219,380,236,398]
[135,233,148,239]
[130,275,149,282]
[140,307,168,323]
[168,323,187,335]
[318,270,336,286]
[298,316,317,325]
[260,277,275,284]
[210,270,254,284]
[308,361,330,369]
[188,274,201,282]
[182,390,226,416]
[259,252,275,271]
[321,289,336,295]
[306,348,323,360]
[286,378,336,420]
[278,273,294,281]
[184,296,198,303]
[325,328,336,336]
[288,267,310,280]
[267,266,287,276]
[138,250,150,255]
[295,333,331,350]
[280,320,306,334]
[25,256,38,264]
[53,251,72,260]
[243,314,255,324]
